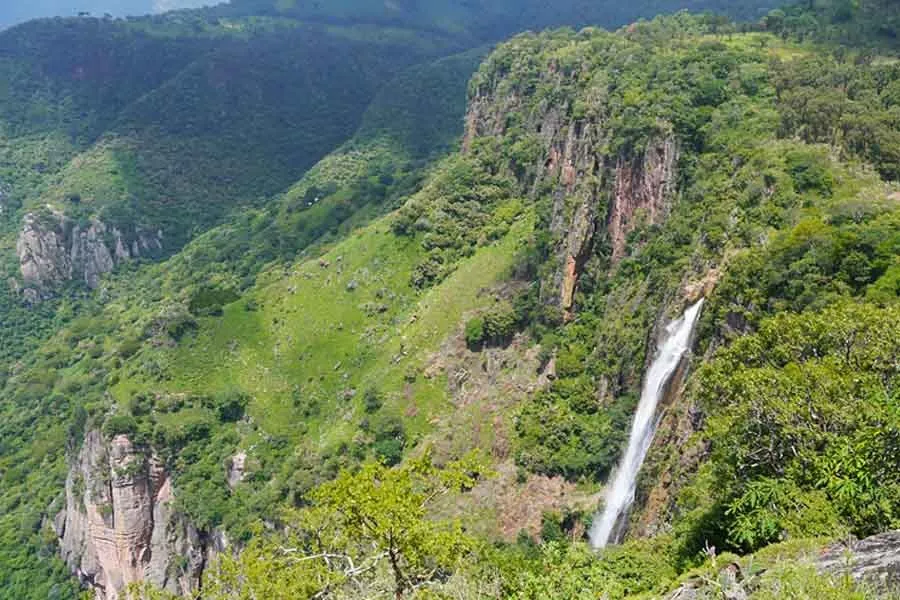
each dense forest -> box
[0,0,898,599]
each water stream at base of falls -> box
[589,299,705,549]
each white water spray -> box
[589,299,705,549]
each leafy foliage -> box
[131,452,488,600]
[691,302,900,552]
[1,2,900,599]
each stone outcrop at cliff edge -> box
[54,430,217,600]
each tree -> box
[196,451,488,599]
[696,302,900,552]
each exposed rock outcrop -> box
[818,531,900,588]
[535,117,606,319]
[608,136,678,262]
[226,452,247,489]
[16,210,162,300]
[664,531,900,599]
[464,74,678,319]
[55,430,217,599]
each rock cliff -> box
[464,70,678,319]
[16,210,162,301]
[608,136,678,262]
[54,430,216,599]
[818,531,900,588]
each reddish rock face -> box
[464,73,678,320]
[609,136,678,263]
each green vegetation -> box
[0,11,485,597]
[762,0,900,48]
[211,0,781,40]
[683,301,900,553]
[1,1,899,599]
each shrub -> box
[785,149,834,195]
[127,393,154,417]
[371,415,406,466]
[465,302,517,349]
[212,389,249,423]
[464,317,485,349]
[103,414,138,438]
[482,302,517,344]
[117,337,143,359]
[362,387,383,413]
[188,286,240,316]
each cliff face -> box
[16,211,162,301]
[608,136,678,262]
[464,73,678,319]
[54,430,216,600]
[664,530,900,599]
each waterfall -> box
[589,299,705,549]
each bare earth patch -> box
[421,304,600,541]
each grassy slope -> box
[1,5,898,599]
[0,15,473,383]
[115,208,534,451]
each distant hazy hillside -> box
[215,0,780,38]
[0,0,209,29]
[1,1,897,600]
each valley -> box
[0,0,898,599]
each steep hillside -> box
[0,36,484,600]
[0,1,898,599]
[84,8,897,599]
[0,13,464,388]
[0,0,788,353]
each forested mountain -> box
[0,0,898,599]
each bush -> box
[786,149,834,195]
[212,389,249,423]
[362,388,383,413]
[465,302,517,349]
[188,286,240,317]
[464,317,485,349]
[117,337,143,359]
[371,415,406,466]
[150,305,198,341]
[482,302,517,344]
[127,393,154,417]
[103,414,138,438]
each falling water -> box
[589,299,705,549]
